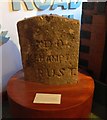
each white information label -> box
[33,93,61,104]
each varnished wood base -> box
[7,70,94,118]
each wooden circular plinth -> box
[7,70,94,118]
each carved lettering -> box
[18,15,79,85]
[59,68,65,76]
[66,54,71,61]
[55,39,64,47]
[59,55,64,63]
[67,67,77,76]
[26,53,73,65]
[46,55,58,62]
[37,67,77,79]
[31,39,73,49]
[38,54,44,62]
[38,68,44,77]
[47,68,55,77]
[72,68,78,76]
[39,40,52,48]
[56,68,65,77]
[45,40,52,47]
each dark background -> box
[80,2,107,84]
[79,3,107,112]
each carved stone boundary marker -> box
[17,15,80,85]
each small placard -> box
[33,93,61,104]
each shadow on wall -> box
[1,40,22,92]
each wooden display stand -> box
[7,70,94,118]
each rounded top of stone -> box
[17,14,80,25]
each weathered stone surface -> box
[17,15,80,85]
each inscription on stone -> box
[17,15,80,85]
